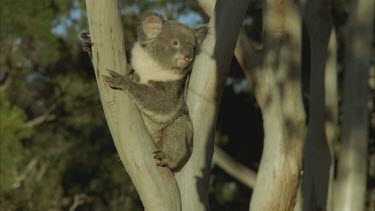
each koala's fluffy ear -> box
[137,12,164,43]
[195,25,208,46]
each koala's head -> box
[137,12,208,72]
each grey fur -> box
[103,12,208,171]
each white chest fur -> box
[130,43,185,84]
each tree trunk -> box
[175,1,250,210]
[323,28,338,211]
[85,1,180,210]
[334,0,374,210]
[232,1,306,210]
[248,0,306,210]
[302,0,334,210]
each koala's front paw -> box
[103,69,127,90]
[80,32,93,53]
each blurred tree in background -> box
[0,0,140,210]
[0,0,373,210]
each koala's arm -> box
[103,69,165,110]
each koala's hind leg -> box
[154,114,193,171]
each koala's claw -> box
[102,76,124,90]
[102,69,126,90]
[82,41,94,52]
[80,32,90,39]
[153,150,166,160]
[80,32,93,53]
[153,150,161,154]
[107,69,123,78]
[153,150,169,167]
[156,160,168,167]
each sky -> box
[52,2,204,37]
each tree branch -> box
[22,104,57,128]
[234,30,263,90]
[11,158,38,189]
[302,0,334,210]
[175,0,250,210]
[248,0,306,210]
[85,1,180,210]
[213,145,257,189]
[22,114,56,128]
[335,0,373,210]
[201,1,306,211]
[68,194,86,211]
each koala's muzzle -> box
[176,55,193,68]
[175,46,194,68]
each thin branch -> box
[23,103,57,128]
[11,158,38,189]
[68,194,86,211]
[213,145,257,189]
[22,114,56,128]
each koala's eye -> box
[173,40,179,46]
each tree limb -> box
[213,145,257,189]
[22,114,56,128]
[234,30,263,90]
[22,104,57,128]
[69,194,86,211]
[11,158,38,189]
[335,0,373,210]
[302,0,334,210]
[85,1,180,210]
[199,1,306,210]
[248,0,306,210]
[175,0,250,210]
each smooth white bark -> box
[248,1,306,210]
[175,0,250,210]
[232,1,306,210]
[85,1,180,210]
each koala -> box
[101,12,208,171]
